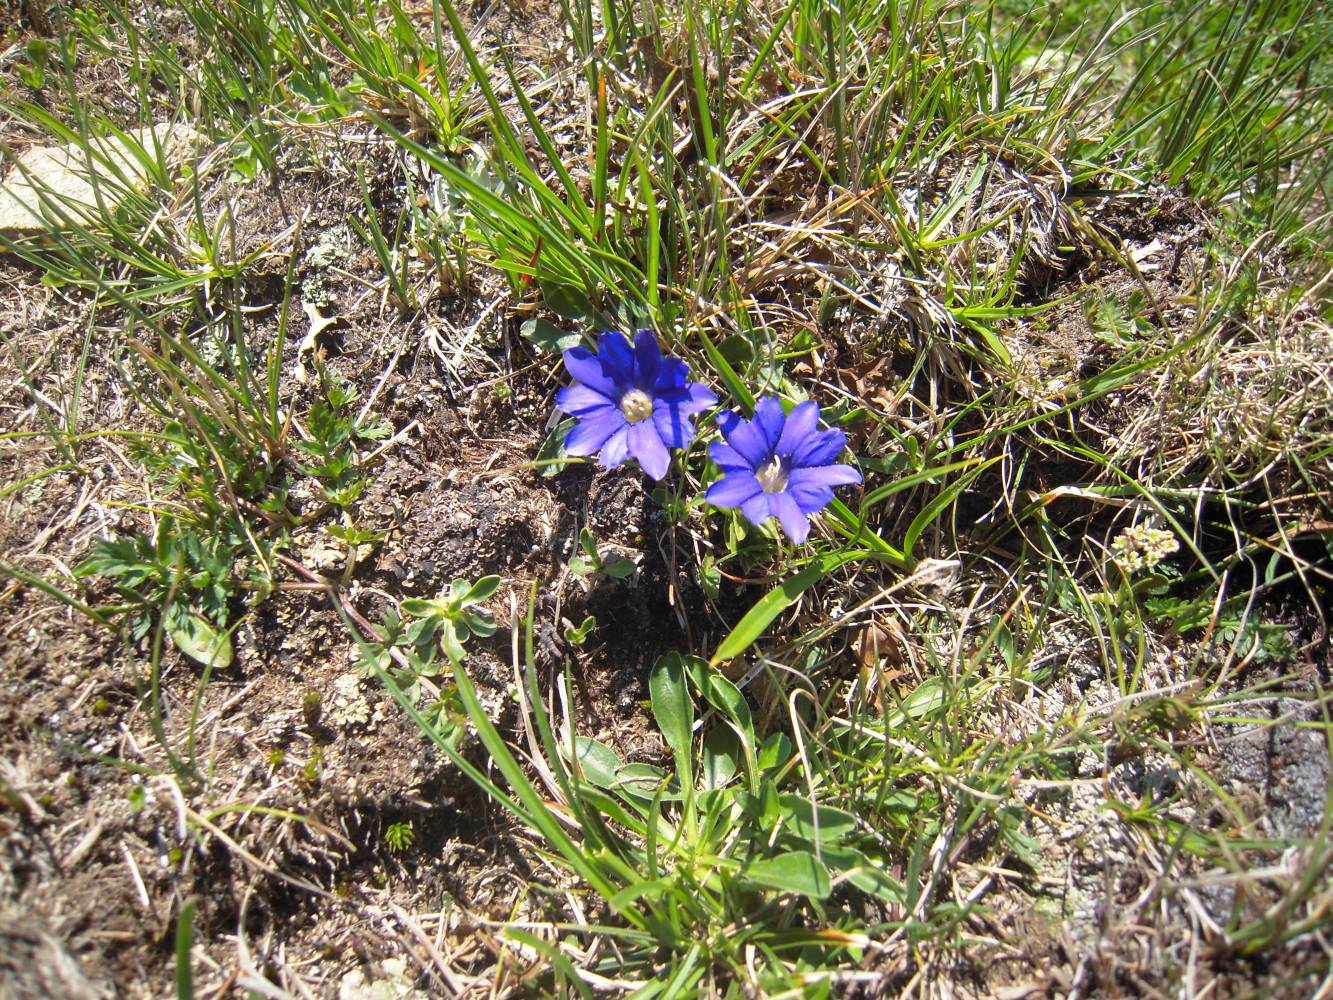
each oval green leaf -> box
[742,850,831,899]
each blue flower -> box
[555,330,718,480]
[706,396,861,543]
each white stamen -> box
[619,389,654,424]
[756,455,788,493]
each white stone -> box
[0,124,199,239]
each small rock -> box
[0,912,108,1000]
[0,124,199,240]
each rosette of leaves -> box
[294,376,391,507]
[399,575,501,661]
[76,517,245,668]
[567,528,636,580]
[355,576,501,735]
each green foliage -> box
[384,821,415,852]
[75,517,253,668]
[1087,291,1154,348]
[174,898,196,1000]
[354,576,499,734]
[294,370,390,507]
[567,528,636,579]
[368,590,906,991]
[562,615,596,646]
[399,575,500,662]
[5,0,1331,990]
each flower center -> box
[620,389,654,424]
[756,455,788,494]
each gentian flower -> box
[556,330,718,480]
[706,396,861,543]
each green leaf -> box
[520,318,583,355]
[818,846,904,904]
[602,558,636,579]
[710,551,858,666]
[540,280,594,321]
[716,333,755,368]
[683,656,757,785]
[572,737,621,788]
[616,762,680,800]
[686,659,754,736]
[464,612,497,638]
[466,575,502,602]
[168,612,232,668]
[174,898,196,1000]
[742,850,831,899]
[779,794,858,846]
[563,615,596,645]
[701,726,740,791]
[650,653,694,775]
[758,732,793,772]
[398,597,439,618]
[535,417,578,478]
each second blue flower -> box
[706,396,862,543]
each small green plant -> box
[567,528,636,579]
[324,519,386,585]
[18,38,51,89]
[399,575,501,662]
[75,516,251,668]
[354,576,500,733]
[384,821,415,853]
[348,168,417,314]
[562,615,596,646]
[295,369,391,507]
[1087,290,1155,348]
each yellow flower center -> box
[620,389,654,424]
[756,455,788,493]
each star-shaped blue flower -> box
[706,396,861,543]
[555,330,718,480]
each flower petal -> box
[706,471,763,509]
[597,331,635,385]
[598,426,632,468]
[787,464,862,489]
[657,381,718,415]
[564,407,626,457]
[770,491,812,543]
[628,420,670,480]
[556,383,615,415]
[632,329,662,387]
[562,346,619,398]
[651,356,690,392]
[652,402,695,450]
[708,441,754,473]
[790,426,848,468]
[775,400,820,458]
[753,396,787,449]
[787,481,834,517]
[786,465,860,517]
[740,492,774,529]
[719,398,784,468]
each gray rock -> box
[0,124,198,239]
[0,912,107,1000]
[1222,697,1330,840]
